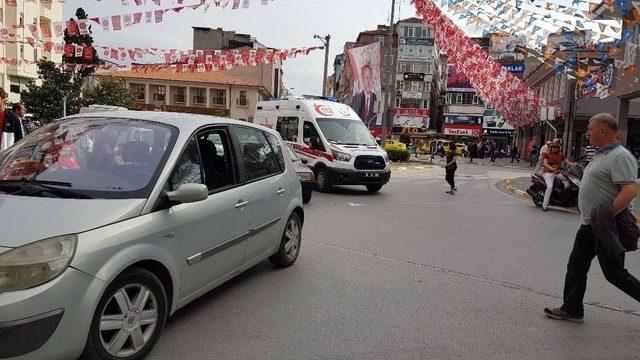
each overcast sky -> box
[63,0,427,96]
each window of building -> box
[414,27,422,36]
[238,90,248,107]
[276,117,299,142]
[395,98,401,108]
[423,99,429,109]
[233,126,281,181]
[212,89,226,106]
[401,98,422,108]
[424,82,431,93]
[154,86,166,102]
[472,95,483,105]
[175,87,186,103]
[193,88,206,105]
[374,35,385,45]
[9,84,20,94]
[33,48,38,61]
[406,27,414,37]
[19,12,23,26]
[399,63,408,73]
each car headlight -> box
[331,149,352,162]
[382,150,389,163]
[0,235,77,293]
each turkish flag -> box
[66,21,78,36]
[83,45,94,61]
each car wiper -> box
[0,180,92,199]
[327,138,343,144]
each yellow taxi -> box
[384,139,407,151]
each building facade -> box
[440,37,489,141]
[394,17,439,132]
[192,27,283,99]
[0,1,62,103]
[94,70,270,121]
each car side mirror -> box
[167,184,209,204]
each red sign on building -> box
[442,124,482,137]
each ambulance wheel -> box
[315,167,332,193]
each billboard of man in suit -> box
[352,64,378,124]
[347,42,382,126]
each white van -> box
[254,98,391,192]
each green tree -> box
[82,77,137,109]
[20,60,83,122]
[64,7,99,77]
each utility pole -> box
[381,0,396,145]
[315,34,331,97]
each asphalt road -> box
[149,162,640,360]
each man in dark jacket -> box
[544,113,640,323]
[0,88,24,151]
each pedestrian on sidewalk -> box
[511,144,520,164]
[530,145,539,167]
[444,143,458,194]
[0,88,24,151]
[544,113,640,323]
[490,143,497,162]
[469,141,478,163]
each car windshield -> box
[0,117,178,199]
[315,118,377,146]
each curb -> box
[503,179,532,200]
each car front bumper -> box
[0,267,106,360]
[328,168,391,186]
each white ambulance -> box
[254,98,391,192]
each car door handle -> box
[276,188,286,196]
[235,200,249,209]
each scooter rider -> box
[541,139,574,211]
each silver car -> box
[0,111,304,360]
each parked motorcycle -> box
[526,165,583,209]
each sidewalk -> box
[499,175,640,219]
[397,154,536,170]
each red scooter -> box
[526,165,583,209]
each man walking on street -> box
[444,143,458,194]
[544,113,640,323]
[511,144,520,164]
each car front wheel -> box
[81,268,167,360]
[315,167,332,192]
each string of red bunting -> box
[413,0,543,126]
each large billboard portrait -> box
[446,63,474,92]
[348,42,382,125]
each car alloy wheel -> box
[99,284,159,358]
[284,216,301,260]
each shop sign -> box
[397,54,431,62]
[483,128,514,136]
[394,108,429,116]
[394,116,429,128]
[402,91,423,99]
[401,37,435,46]
[483,108,514,135]
[442,124,482,137]
[404,72,425,81]
[502,63,525,73]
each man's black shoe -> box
[544,307,584,323]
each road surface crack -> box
[306,240,640,318]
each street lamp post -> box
[381,0,396,145]
[314,34,331,97]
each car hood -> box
[332,144,384,156]
[0,195,147,248]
